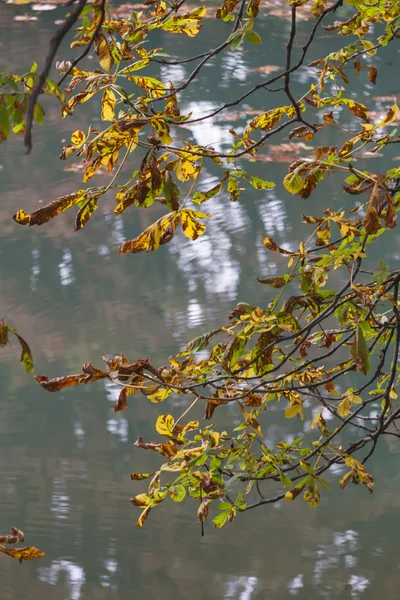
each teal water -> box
[1,2,400,598]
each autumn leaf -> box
[35,363,110,391]
[193,181,224,204]
[114,384,137,413]
[155,414,175,437]
[101,88,116,121]
[351,322,371,375]
[15,333,34,374]
[180,328,221,355]
[263,237,296,255]
[368,66,377,84]
[0,545,44,562]
[337,396,351,418]
[0,527,24,544]
[13,190,87,227]
[180,209,210,240]
[134,436,178,458]
[377,104,399,128]
[74,196,100,231]
[283,171,305,195]
[285,403,304,419]
[146,386,170,403]
[238,403,262,435]
[94,34,114,72]
[163,171,180,210]
[160,7,206,37]
[118,213,181,255]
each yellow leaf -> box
[377,104,399,128]
[175,159,199,182]
[71,130,86,147]
[101,88,116,121]
[147,387,170,403]
[339,470,354,489]
[118,213,180,255]
[130,493,153,507]
[0,545,44,562]
[136,505,152,528]
[95,33,114,72]
[151,116,172,143]
[155,414,175,437]
[285,403,303,419]
[311,409,323,429]
[132,77,166,99]
[161,7,206,37]
[348,393,362,404]
[337,396,351,418]
[180,209,210,240]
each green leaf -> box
[283,172,304,195]
[179,328,221,355]
[163,172,180,211]
[169,484,186,502]
[230,170,275,190]
[0,103,10,141]
[231,31,245,51]
[14,333,34,375]
[222,336,246,369]
[33,102,45,126]
[192,182,223,204]
[213,510,230,528]
[351,322,371,375]
[245,30,262,44]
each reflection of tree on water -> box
[2,2,400,600]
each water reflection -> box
[1,2,400,600]
[38,560,85,600]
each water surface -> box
[1,3,400,598]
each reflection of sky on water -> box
[224,575,258,599]
[182,100,231,151]
[39,560,85,600]
[104,380,129,442]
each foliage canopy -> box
[2,0,400,533]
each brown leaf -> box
[382,187,397,229]
[368,66,377,85]
[35,366,109,392]
[364,181,382,234]
[0,320,9,346]
[263,237,296,255]
[134,436,178,458]
[102,354,129,373]
[348,100,369,122]
[0,527,24,544]
[13,191,86,227]
[114,384,138,413]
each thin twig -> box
[24,0,88,153]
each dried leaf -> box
[13,191,86,227]
[0,545,44,562]
[0,527,24,544]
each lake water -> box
[1,2,400,598]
